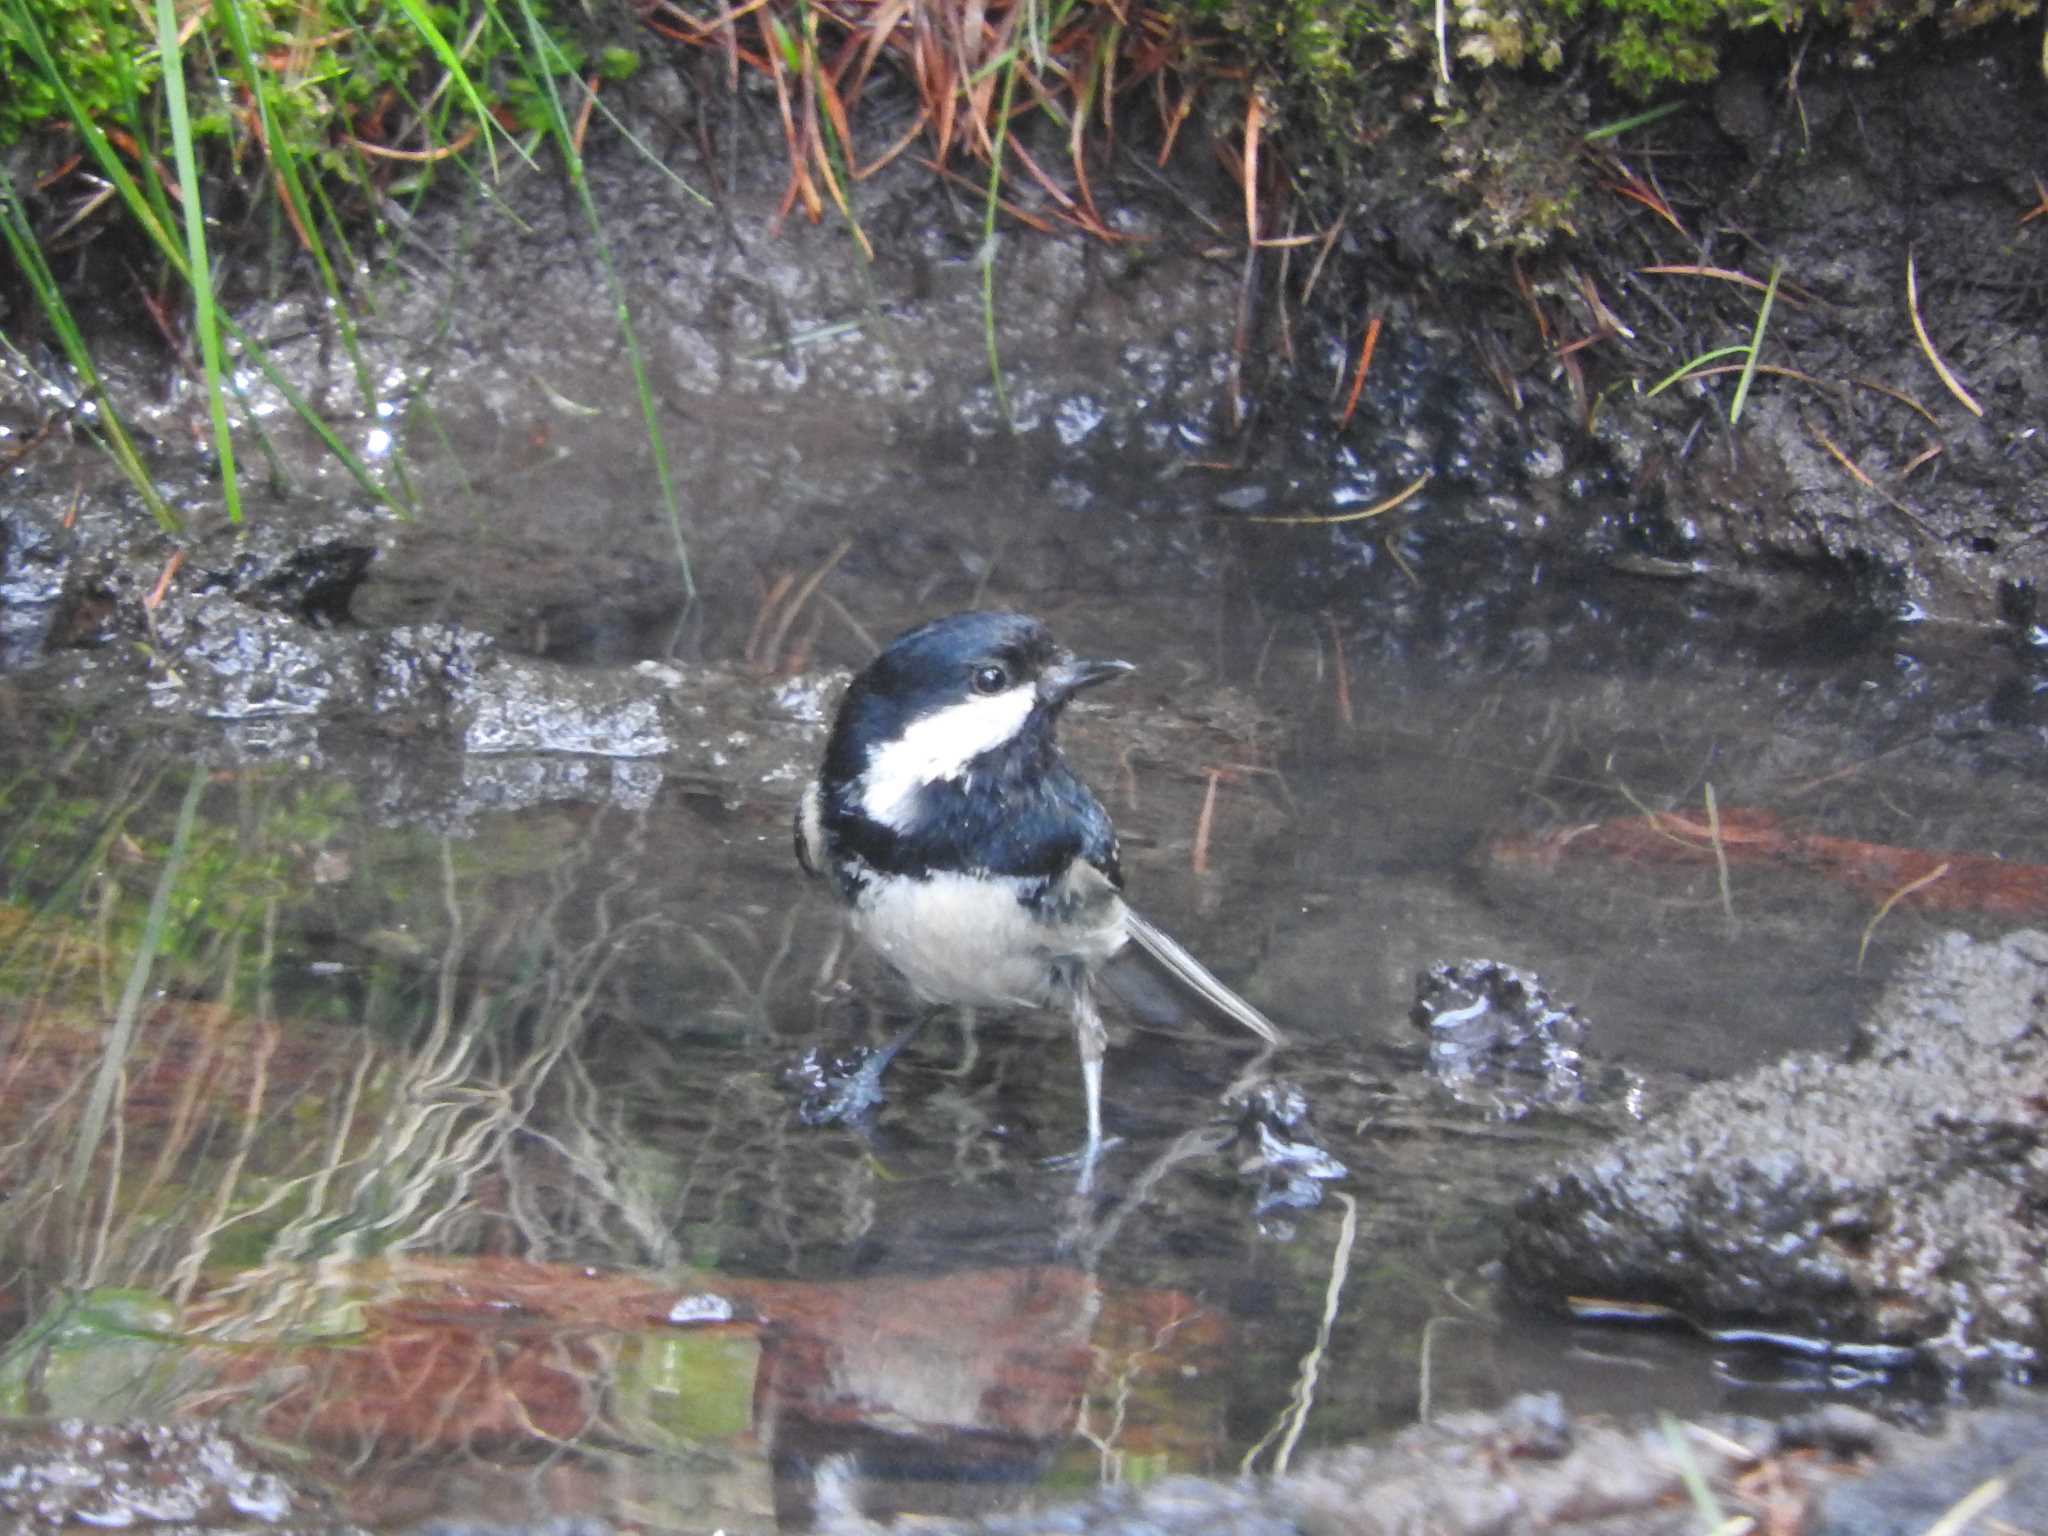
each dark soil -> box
[1245,30,2048,642]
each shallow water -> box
[6,152,2048,1529]
[4,502,2042,1526]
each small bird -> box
[795,610,1281,1184]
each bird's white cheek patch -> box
[858,687,1036,828]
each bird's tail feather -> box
[1115,910,1283,1046]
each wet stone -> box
[1226,1082,1348,1222]
[1503,928,2048,1375]
[0,1418,347,1533]
[786,1024,923,1127]
[149,594,364,721]
[1808,1401,2048,1536]
[457,658,672,758]
[816,1392,1905,1536]
[1411,959,1639,1120]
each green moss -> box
[1171,0,2037,251]
[1,0,594,185]
[1179,0,2041,108]
[0,1,158,143]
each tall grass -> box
[0,177,178,531]
[5,0,691,585]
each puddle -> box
[4,503,2043,1527]
[6,148,2047,1531]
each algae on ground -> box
[1190,0,2039,104]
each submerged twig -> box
[1243,1191,1358,1476]
[1246,470,1431,526]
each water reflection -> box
[0,588,2043,1525]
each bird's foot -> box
[1042,1134,1126,1192]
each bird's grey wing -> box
[1109,909,1283,1046]
[794,782,827,877]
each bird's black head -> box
[822,611,1133,830]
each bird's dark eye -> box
[970,663,1010,695]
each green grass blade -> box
[980,57,1023,430]
[212,0,381,413]
[0,183,179,533]
[68,762,210,1197]
[213,311,412,517]
[391,0,527,178]
[1584,100,1688,141]
[502,0,693,598]
[88,0,181,237]
[154,0,241,522]
[4,0,181,260]
[1728,257,1782,425]
[1644,344,1752,399]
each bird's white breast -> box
[852,870,1128,1011]
[856,688,1037,829]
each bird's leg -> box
[1072,980,1108,1193]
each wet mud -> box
[1507,927,2048,1377]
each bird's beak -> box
[1041,654,1135,705]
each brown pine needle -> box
[761,538,852,670]
[1858,861,1951,972]
[1337,314,1382,429]
[344,126,479,163]
[145,549,187,611]
[1247,470,1431,526]
[1191,769,1222,876]
[1322,613,1354,727]
[1809,420,1877,491]
[1848,375,1940,425]
[1242,92,1263,246]
[1637,264,1810,305]
[571,74,599,157]
[1905,251,1983,418]
[1806,417,1937,534]
[2021,176,2048,226]
[1606,165,1688,238]
[744,572,799,665]
[1900,442,1944,476]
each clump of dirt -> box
[1503,928,2048,1375]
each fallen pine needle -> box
[1705,783,1734,924]
[1323,612,1354,727]
[1922,1476,2007,1536]
[145,549,187,610]
[1337,313,1382,430]
[1242,93,1262,246]
[1248,470,1431,525]
[1905,251,1983,418]
[761,537,851,668]
[1849,374,1940,425]
[1900,442,1944,476]
[1191,769,1221,875]
[1638,263,1799,300]
[1809,420,1877,491]
[1858,860,1951,972]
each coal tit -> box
[795,610,1281,1183]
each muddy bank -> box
[1506,927,2048,1376]
[11,1394,2048,1534]
[813,1394,2048,1536]
[1236,32,2048,658]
